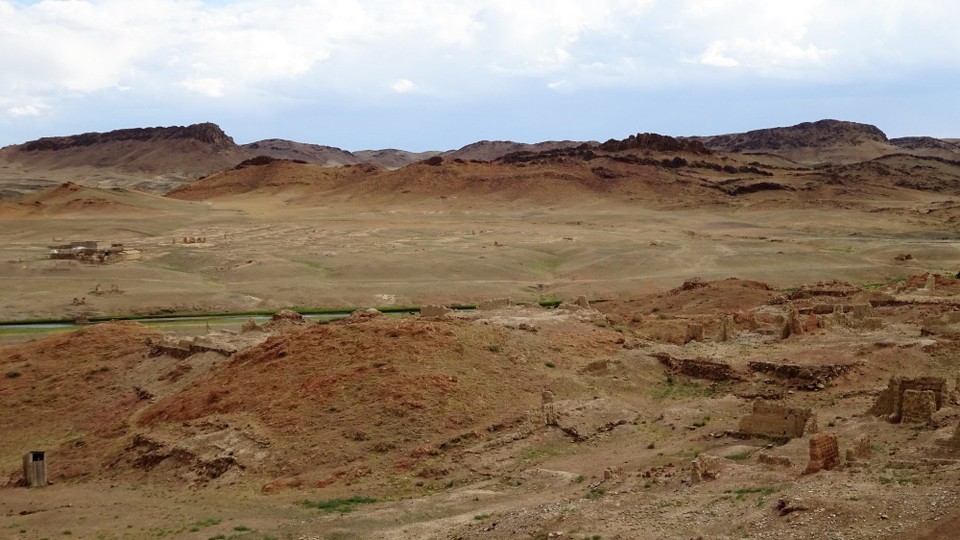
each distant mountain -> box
[889,137,960,160]
[692,119,897,164]
[241,139,359,167]
[443,140,591,162]
[0,123,247,194]
[353,149,443,169]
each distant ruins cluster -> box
[48,240,140,264]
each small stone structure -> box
[478,298,512,310]
[22,451,47,487]
[690,454,729,483]
[900,390,937,424]
[757,453,792,467]
[868,376,947,423]
[737,400,817,440]
[850,304,872,319]
[803,432,840,474]
[860,317,883,331]
[926,274,936,291]
[655,353,741,381]
[946,424,960,449]
[575,295,591,309]
[684,323,704,344]
[846,435,872,462]
[781,308,803,339]
[718,315,734,342]
[420,305,452,317]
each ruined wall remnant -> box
[718,315,734,342]
[655,353,741,381]
[478,298,512,310]
[803,432,840,474]
[420,305,452,317]
[868,376,947,423]
[684,323,704,344]
[781,308,803,340]
[850,304,872,319]
[690,454,729,483]
[860,318,883,331]
[900,390,937,424]
[846,435,872,463]
[576,295,591,309]
[947,423,960,449]
[737,400,817,440]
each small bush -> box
[544,361,556,368]
[487,344,501,353]
[301,496,377,513]
[5,371,21,379]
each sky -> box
[1,0,959,151]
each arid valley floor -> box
[3,120,960,539]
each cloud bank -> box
[1,0,958,146]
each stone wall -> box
[478,298,512,310]
[900,390,937,424]
[738,400,817,440]
[420,305,452,317]
[868,376,947,422]
[803,432,840,474]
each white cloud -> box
[0,0,959,136]
[179,77,226,98]
[390,79,416,93]
[7,103,49,118]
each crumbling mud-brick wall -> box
[900,390,937,424]
[868,376,947,422]
[420,305,452,317]
[738,400,817,440]
[803,432,840,474]
[655,353,741,382]
[478,298,512,310]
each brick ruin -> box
[868,376,947,423]
[478,298,513,310]
[846,435,872,463]
[420,305,453,317]
[737,400,817,441]
[684,323,704,344]
[690,454,729,483]
[803,432,840,474]
[655,353,741,382]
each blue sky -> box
[1,0,959,151]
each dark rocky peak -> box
[599,132,711,154]
[17,122,236,152]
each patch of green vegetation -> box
[585,488,605,500]
[530,258,561,278]
[726,450,752,461]
[653,377,715,400]
[301,496,377,513]
[233,526,252,532]
[487,343,502,353]
[519,445,564,461]
[725,487,776,500]
[574,474,586,483]
[473,514,492,521]
[190,518,222,529]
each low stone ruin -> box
[542,392,638,442]
[655,353,741,381]
[846,435,872,463]
[684,323,704,344]
[149,335,237,359]
[946,424,960,449]
[780,307,803,339]
[757,453,792,467]
[901,390,938,424]
[690,454,730,483]
[803,432,840,474]
[737,400,817,441]
[478,298,512,310]
[868,376,947,423]
[420,305,453,317]
[718,315,734,342]
[747,361,853,390]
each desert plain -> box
[2,120,960,539]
